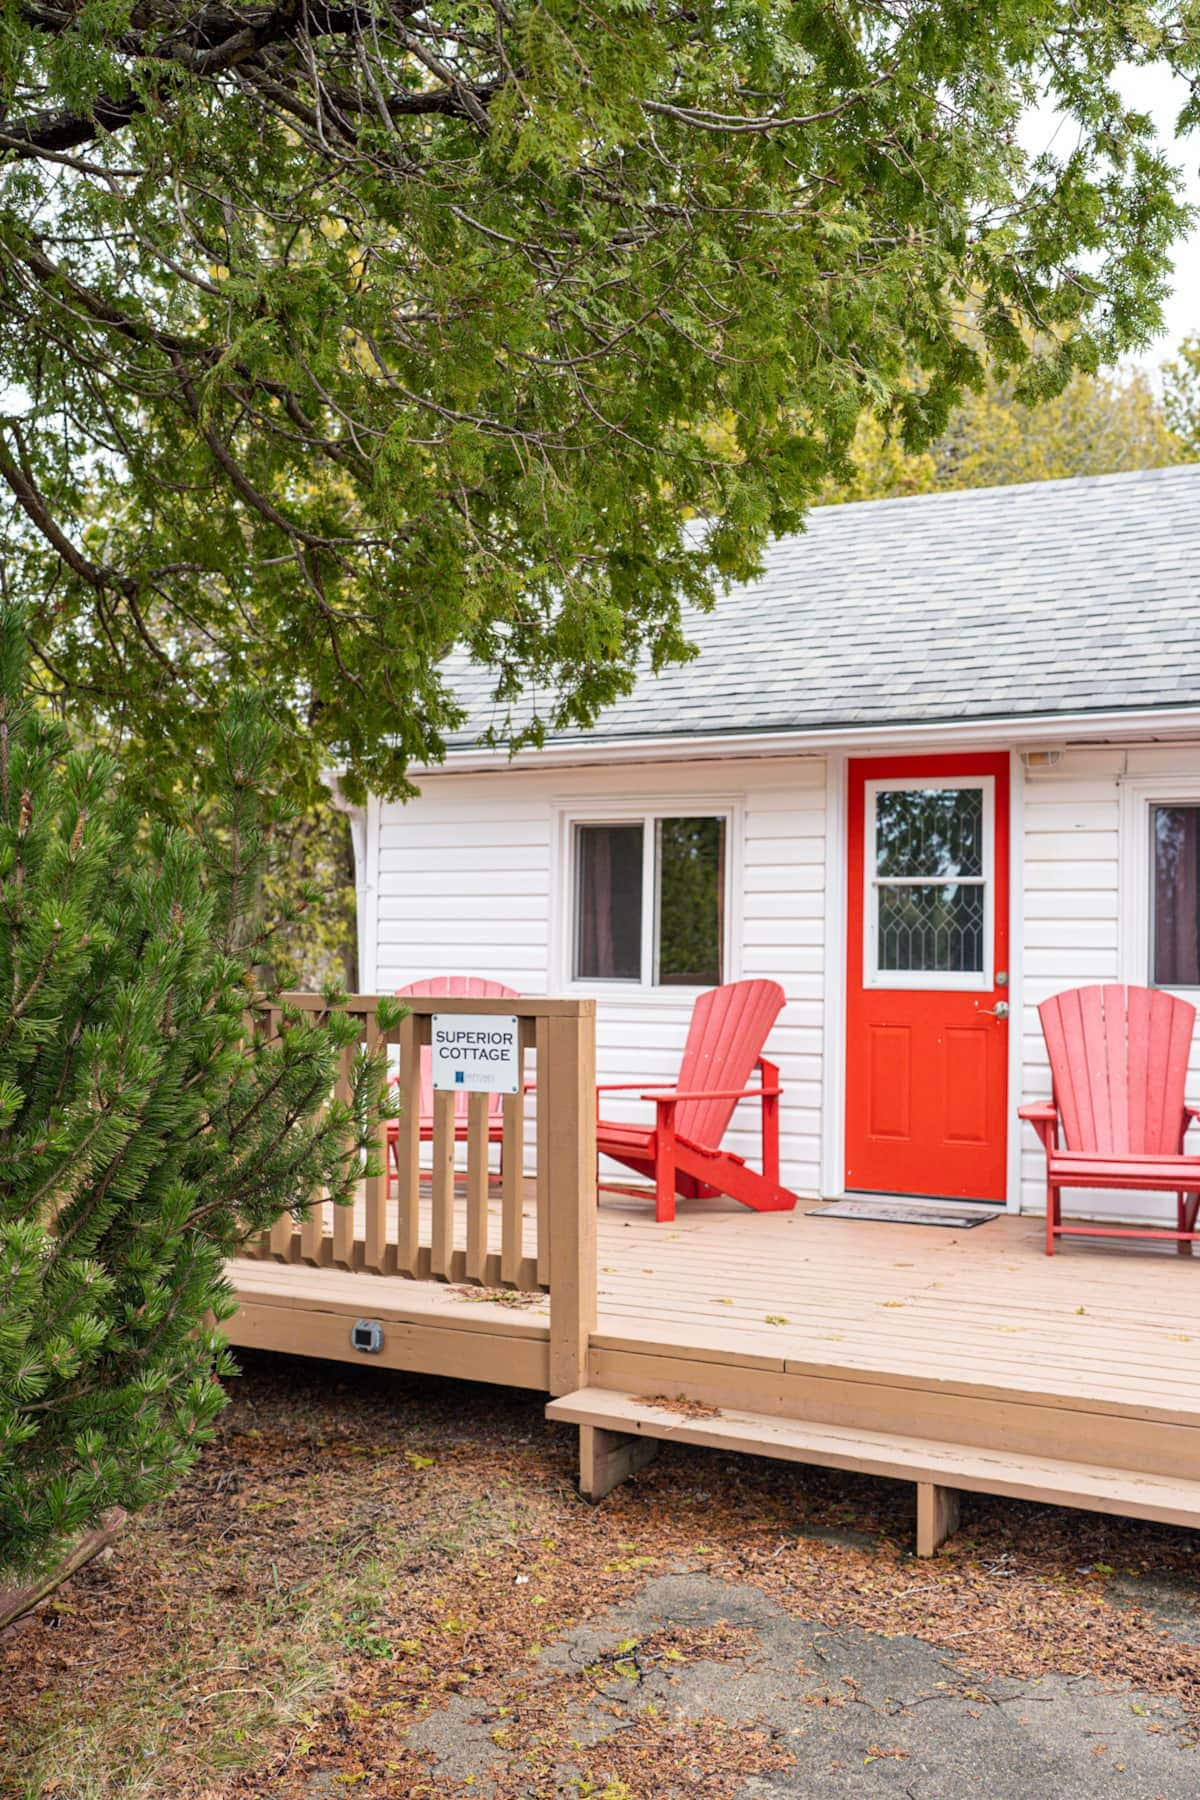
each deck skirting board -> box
[585,1346,1200,1481]
[226,1299,550,1390]
[229,1261,550,1340]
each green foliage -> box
[262,803,358,991]
[828,362,1192,504]
[0,607,396,1583]
[1161,333,1200,458]
[0,2,1196,809]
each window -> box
[574,824,643,981]
[572,813,727,987]
[1152,805,1200,987]
[1119,779,1200,993]
[864,778,993,989]
[655,817,726,985]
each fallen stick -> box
[0,1508,127,1633]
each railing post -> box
[545,1002,597,1397]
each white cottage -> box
[342,464,1200,1225]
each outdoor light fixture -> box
[351,1319,384,1354]
[1020,748,1062,769]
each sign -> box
[430,1014,520,1094]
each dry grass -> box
[2,1350,1199,1797]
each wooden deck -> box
[227,1188,1200,1548]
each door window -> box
[865,780,992,988]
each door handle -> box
[976,1001,1009,1019]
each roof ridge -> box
[805,460,1200,525]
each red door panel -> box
[845,753,1010,1202]
[867,1026,912,1138]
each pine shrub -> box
[0,607,395,1591]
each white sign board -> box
[430,1014,520,1095]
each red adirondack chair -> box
[596,979,796,1223]
[1020,983,1200,1256]
[388,976,520,1186]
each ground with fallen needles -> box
[2,1352,1198,1797]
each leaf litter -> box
[2,1350,1199,1797]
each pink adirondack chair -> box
[596,979,796,1223]
[388,976,520,1186]
[1020,983,1200,1256]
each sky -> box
[1024,62,1200,371]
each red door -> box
[845,754,1010,1202]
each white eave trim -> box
[402,703,1200,777]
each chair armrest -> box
[640,1084,779,1103]
[596,1081,667,1092]
[1018,1101,1057,1152]
[1187,1104,1200,1122]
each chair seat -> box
[596,1119,654,1157]
[596,1118,746,1166]
[1048,1150,1200,1192]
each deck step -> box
[546,1388,1200,1533]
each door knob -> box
[976,1001,1009,1019]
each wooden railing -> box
[246,994,597,1394]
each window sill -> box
[558,983,722,1005]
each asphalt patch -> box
[407,1571,1198,1797]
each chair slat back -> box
[395,976,521,1123]
[1038,983,1195,1155]
[674,979,787,1148]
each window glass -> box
[655,817,725,986]
[872,785,985,976]
[877,883,984,973]
[574,824,643,980]
[875,787,983,878]
[1153,805,1200,986]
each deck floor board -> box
[227,1188,1200,1425]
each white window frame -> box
[556,798,739,995]
[1120,774,1200,994]
[863,775,995,993]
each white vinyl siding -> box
[372,756,827,1199]
[365,733,1200,1221]
[1018,744,1200,1220]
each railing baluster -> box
[267,1008,298,1261]
[393,1010,422,1277]
[331,1038,358,1269]
[430,1089,456,1279]
[535,1015,551,1288]
[299,1014,328,1267]
[500,1079,524,1288]
[465,1091,489,1283]
[363,1013,393,1273]
[299,1196,326,1264]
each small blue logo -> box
[455,1070,465,1085]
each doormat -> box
[807,1199,996,1229]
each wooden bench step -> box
[546,1387,1200,1554]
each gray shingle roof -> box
[448,463,1200,747]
